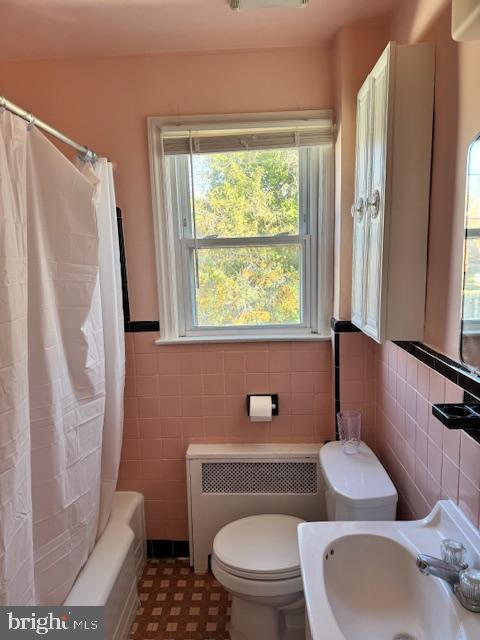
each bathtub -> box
[64,491,146,640]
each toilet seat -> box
[212,514,304,581]
[211,554,304,599]
[213,553,301,582]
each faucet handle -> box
[459,569,480,600]
[454,569,480,613]
[441,539,467,569]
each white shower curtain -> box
[76,158,125,538]
[0,111,35,606]
[0,111,124,605]
[27,128,105,605]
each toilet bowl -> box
[212,441,398,640]
[211,514,305,640]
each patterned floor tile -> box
[131,559,230,640]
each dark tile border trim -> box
[125,320,160,333]
[334,333,340,441]
[126,317,359,335]
[330,318,361,333]
[116,207,131,330]
[395,342,480,444]
[394,340,480,400]
[116,206,161,334]
[147,539,190,559]
[128,318,359,335]
[330,320,345,441]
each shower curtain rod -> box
[0,95,98,162]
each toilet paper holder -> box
[246,394,279,417]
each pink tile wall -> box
[340,333,480,528]
[339,332,376,448]
[373,340,480,528]
[118,333,334,539]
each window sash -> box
[169,153,306,241]
[181,235,307,248]
[168,149,315,336]
[181,236,310,334]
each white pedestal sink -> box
[298,501,480,640]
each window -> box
[149,113,333,342]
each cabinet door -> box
[351,78,371,329]
[362,46,391,341]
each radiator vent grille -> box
[201,461,317,494]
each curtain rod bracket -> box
[77,148,98,164]
[26,113,35,131]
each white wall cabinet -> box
[351,42,434,343]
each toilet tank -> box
[319,442,397,521]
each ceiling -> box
[0,0,397,61]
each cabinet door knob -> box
[367,190,381,218]
[350,197,364,221]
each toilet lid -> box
[212,514,304,580]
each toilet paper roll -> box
[249,395,273,422]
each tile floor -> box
[131,558,231,640]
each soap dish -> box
[432,403,480,429]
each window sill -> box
[154,333,330,346]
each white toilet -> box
[320,440,398,521]
[211,441,398,640]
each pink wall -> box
[332,1,480,362]
[332,0,480,535]
[338,332,376,447]
[331,0,480,536]
[5,3,480,539]
[0,46,332,322]
[375,340,480,528]
[118,334,334,539]
[0,46,335,540]
[391,0,450,44]
[109,5,480,538]
[390,0,480,359]
[340,331,480,530]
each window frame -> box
[148,112,333,343]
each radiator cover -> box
[186,444,325,573]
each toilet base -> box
[229,592,305,640]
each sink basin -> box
[324,534,459,640]
[298,501,480,640]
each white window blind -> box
[161,118,333,155]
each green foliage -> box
[463,167,480,320]
[191,149,302,326]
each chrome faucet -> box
[416,539,480,613]
[416,553,464,585]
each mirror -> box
[461,134,480,370]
